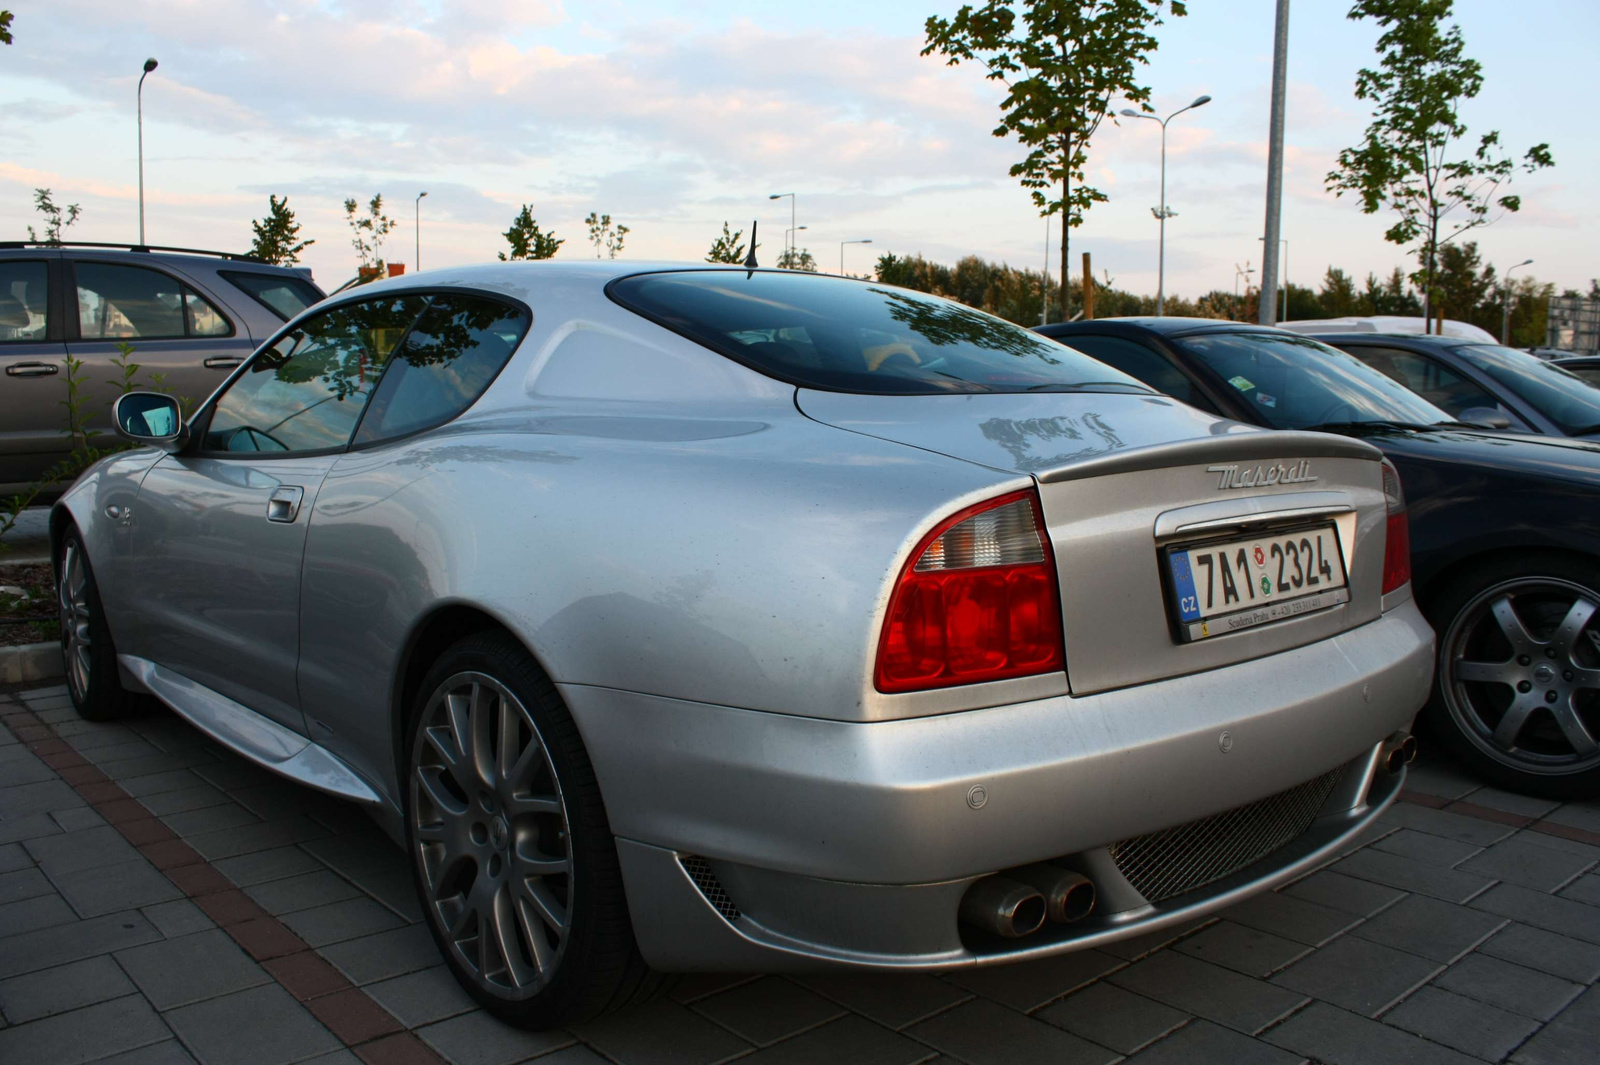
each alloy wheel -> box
[58,540,92,703]
[1442,576,1600,777]
[411,672,573,997]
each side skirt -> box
[118,654,386,806]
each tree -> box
[27,188,81,245]
[705,221,754,264]
[499,205,563,261]
[923,0,1185,320]
[248,195,313,265]
[343,195,395,279]
[1,10,14,45]
[1360,267,1423,316]
[1327,0,1553,326]
[1319,267,1360,317]
[1433,240,1496,329]
[584,212,628,259]
[775,247,818,272]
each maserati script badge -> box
[1206,460,1316,490]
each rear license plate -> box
[1165,523,1349,642]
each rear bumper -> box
[562,600,1433,970]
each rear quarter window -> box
[220,270,326,321]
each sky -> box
[1,0,1594,301]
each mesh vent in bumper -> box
[1108,767,1344,904]
[679,855,740,920]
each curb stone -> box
[0,640,63,684]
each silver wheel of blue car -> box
[1442,575,1600,784]
[411,672,573,996]
[59,538,92,702]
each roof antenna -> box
[744,220,759,270]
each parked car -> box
[1309,332,1600,440]
[54,264,1432,1027]
[1039,318,1600,799]
[0,242,325,497]
[1280,315,1496,343]
[1554,356,1600,388]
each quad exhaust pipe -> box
[959,865,1097,939]
[1380,731,1417,775]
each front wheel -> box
[58,530,135,721]
[404,631,662,1028]
[1425,554,1600,799]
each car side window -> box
[75,262,233,340]
[1061,334,1218,412]
[353,294,530,446]
[1342,346,1505,420]
[203,295,428,454]
[0,261,50,342]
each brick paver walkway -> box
[2,682,1598,1065]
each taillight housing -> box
[1380,459,1411,596]
[875,489,1065,693]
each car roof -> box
[1303,332,1476,350]
[1039,316,1287,339]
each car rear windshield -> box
[1456,344,1600,435]
[608,269,1150,395]
[1175,331,1453,430]
[221,270,326,321]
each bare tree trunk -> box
[1060,156,1071,322]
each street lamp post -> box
[769,193,796,258]
[840,239,872,276]
[137,58,158,245]
[1502,258,1533,345]
[785,225,808,258]
[415,192,428,272]
[1256,237,1289,320]
[1120,94,1211,315]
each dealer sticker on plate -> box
[1167,523,1349,641]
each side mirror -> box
[1458,406,1512,430]
[113,392,188,451]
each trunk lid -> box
[798,390,1389,694]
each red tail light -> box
[1380,459,1411,596]
[875,489,1065,693]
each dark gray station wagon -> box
[0,242,325,496]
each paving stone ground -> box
[2,681,1599,1065]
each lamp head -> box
[1118,108,1141,118]
[1191,94,1212,108]
[143,58,159,73]
[863,239,872,244]
[769,194,782,200]
[418,191,428,199]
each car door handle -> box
[5,362,60,378]
[204,357,245,370]
[266,486,305,523]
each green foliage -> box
[922,0,1185,318]
[1326,0,1554,319]
[1319,268,1360,317]
[499,205,564,261]
[27,188,82,245]
[584,212,629,259]
[705,222,753,264]
[249,195,314,265]
[1,10,14,46]
[343,194,395,277]
[775,247,818,272]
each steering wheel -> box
[863,342,922,372]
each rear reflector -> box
[876,490,1065,693]
[1380,459,1410,596]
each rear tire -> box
[58,530,135,722]
[1423,553,1600,799]
[404,630,664,1029]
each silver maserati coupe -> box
[53,261,1434,1028]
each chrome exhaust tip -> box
[959,876,1048,938]
[1380,731,1416,775]
[1012,863,1096,923]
